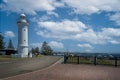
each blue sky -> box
[0,0,120,53]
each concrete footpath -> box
[0,56,63,79]
[4,64,120,80]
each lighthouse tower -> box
[17,14,28,58]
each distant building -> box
[0,49,17,55]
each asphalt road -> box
[0,56,62,79]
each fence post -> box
[115,57,117,67]
[94,56,97,65]
[64,55,66,63]
[77,56,79,64]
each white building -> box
[17,14,29,58]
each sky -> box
[0,0,120,53]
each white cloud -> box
[38,19,87,32]
[62,0,120,25]
[77,43,93,49]
[31,11,59,22]
[2,0,120,26]
[109,13,120,26]
[77,43,93,52]
[85,49,93,52]
[52,0,64,7]
[47,11,59,17]
[109,40,120,44]
[37,20,87,40]
[100,28,120,37]
[4,31,15,38]
[2,0,120,15]
[1,0,64,15]
[62,0,120,15]
[36,19,120,45]
[39,15,51,21]
[48,41,64,49]
[74,29,100,44]
[30,42,42,48]
[75,28,120,44]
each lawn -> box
[0,55,43,60]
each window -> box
[24,29,26,31]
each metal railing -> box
[64,55,120,67]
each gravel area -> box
[0,56,62,79]
[4,64,120,80]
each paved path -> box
[0,56,62,79]
[4,64,120,80]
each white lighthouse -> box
[17,14,28,58]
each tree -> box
[41,41,53,55]
[31,47,40,56]
[35,47,39,54]
[31,48,35,54]
[7,39,14,49]
[0,34,5,49]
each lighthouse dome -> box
[20,14,26,18]
[17,13,28,24]
[20,13,26,17]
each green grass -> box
[97,59,114,65]
[66,56,78,63]
[0,55,43,60]
[0,55,12,60]
[66,57,92,64]
[79,58,91,64]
